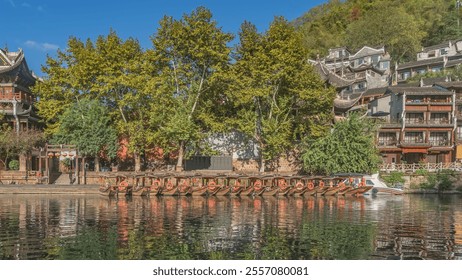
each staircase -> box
[53,172,73,185]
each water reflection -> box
[0,194,461,260]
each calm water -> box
[0,194,461,260]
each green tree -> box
[35,31,162,171]
[150,7,233,170]
[302,113,380,175]
[345,4,426,62]
[52,99,118,171]
[227,18,335,172]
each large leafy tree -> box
[302,113,380,175]
[150,7,233,170]
[35,31,161,171]
[52,99,118,171]
[227,18,335,172]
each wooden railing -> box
[379,162,462,173]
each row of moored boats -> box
[98,172,403,197]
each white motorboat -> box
[363,174,404,195]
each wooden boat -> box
[322,177,343,196]
[111,174,133,196]
[190,174,208,196]
[239,176,254,196]
[131,173,150,196]
[303,178,318,196]
[204,176,223,196]
[98,175,118,197]
[257,175,279,196]
[176,175,192,196]
[161,174,179,196]
[313,177,329,196]
[274,176,291,196]
[147,173,169,196]
[214,176,231,196]
[228,175,245,196]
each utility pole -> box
[457,0,461,37]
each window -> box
[432,67,442,72]
[380,61,389,70]
[440,48,448,55]
[372,55,380,65]
[406,113,424,124]
[404,132,424,143]
[402,71,411,80]
[430,113,448,124]
[429,132,448,146]
[428,51,436,58]
[378,132,397,146]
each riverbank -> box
[0,184,100,195]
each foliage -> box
[8,160,19,171]
[34,31,160,171]
[419,170,456,191]
[302,113,380,175]
[52,99,118,159]
[381,172,405,186]
[0,125,45,169]
[295,0,455,62]
[344,3,425,62]
[226,18,335,171]
[150,7,234,169]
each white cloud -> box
[21,2,30,8]
[24,40,59,52]
[7,0,15,7]
[37,5,43,12]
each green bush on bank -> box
[8,160,19,171]
[419,169,456,192]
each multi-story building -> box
[370,85,455,164]
[312,46,392,97]
[0,48,40,131]
[1,47,41,171]
[396,40,462,83]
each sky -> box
[1,0,326,76]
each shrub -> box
[8,159,19,170]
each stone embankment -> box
[0,184,100,195]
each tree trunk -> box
[95,156,100,172]
[134,152,142,172]
[259,156,265,173]
[176,141,185,172]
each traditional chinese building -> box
[370,85,456,164]
[1,47,41,171]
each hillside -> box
[295,0,460,62]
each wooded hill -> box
[295,0,461,62]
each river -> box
[0,194,461,260]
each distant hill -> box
[295,0,460,62]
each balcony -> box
[429,140,450,147]
[377,140,398,147]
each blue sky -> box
[1,0,326,76]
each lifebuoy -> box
[118,180,128,191]
[152,179,161,188]
[319,180,325,188]
[307,182,314,190]
[253,180,262,190]
[208,180,218,190]
[165,180,174,190]
[295,181,304,190]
